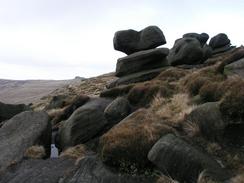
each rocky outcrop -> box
[183,32,209,45]
[115,48,169,77]
[0,102,30,122]
[0,111,51,171]
[113,26,166,55]
[148,134,230,183]
[225,57,244,78]
[57,98,112,150]
[209,33,233,54]
[0,158,76,183]
[168,37,205,66]
[60,156,156,183]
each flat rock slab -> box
[113,26,166,55]
[0,102,30,122]
[115,48,169,77]
[0,111,51,171]
[0,158,76,183]
[60,156,156,183]
[148,134,230,183]
[108,67,168,88]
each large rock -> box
[116,48,169,77]
[168,37,204,66]
[104,97,132,125]
[209,33,230,49]
[184,102,225,140]
[0,158,76,183]
[0,111,51,171]
[60,156,156,183]
[113,26,166,55]
[183,32,209,45]
[225,57,244,78]
[108,67,168,88]
[148,134,230,183]
[57,98,112,150]
[0,102,30,122]
[99,109,172,167]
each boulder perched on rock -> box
[0,111,51,171]
[209,33,230,49]
[148,134,230,183]
[57,98,112,150]
[168,37,204,66]
[0,102,30,122]
[116,48,169,77]
[113,26,166,55]
[183,32,209,45]
[0,158,76,183]
[104,97,132,125]
[60,156,156,183]
[99,109,172,168]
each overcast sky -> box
[0,0,243,80]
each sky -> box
[0,0,243,80]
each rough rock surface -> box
[57,98,112,150]
[0,111,51,171]
[60,156,155,183]
[0,158,76,183]
[168,37,204,66]
[209,33,230,49]
[148,134,230,183]
[225,57,244,78]
[183,32,209,45]
[116,48,169,77]
[104,97,132,125]
[0,102,31,122]
[108,67,168,88]
[113,26,166,55]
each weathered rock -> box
[104,97,132,125]
[209,33,230,49]
[52,95,90,124]
[184,102,225,140]
[225,57,244,78]
[113,26,166,55]
[99,109,172,167]
[57,98,112,150]
[108,67,169,88]
[212,44,234,55]
[0,111,51,171]
[183,32,209,45]
[0,158,76,183]
[60,156,156,183]
[45,95,68,110]
[168,37,204,66]
[115,48,169,77]
[202,44,213,61]
[148,134,230,183]
[0,102,31,122]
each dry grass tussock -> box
[156,174,179,183]
[150,93,196,124]
[24,145,46,159]
[183,119,201,137]
[230,174,244,183]
[197,170,220,183]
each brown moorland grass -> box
[24,145,46,159]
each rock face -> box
[0,102,30,122]
[104,97,132,125]
[148,134,230,183]
[113,26,166,55]
[183,32,209,45]
[0,111,51,171]
[0,158,76,183]
[60,156,155,183]
[209,33,230,49]
[168,37,204,65]
[116,48,169,77]
[58,98,112,150]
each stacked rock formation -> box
[209,33,234,54]
[108,26,169,88]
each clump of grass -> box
[197,170,220,183]
[150,93,195,124]
[199,81,222,102]
[183,120,201,137]
[230,173,244,183]
[156,67,189,82]
[24,145,46,159]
